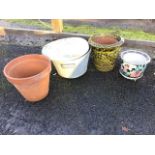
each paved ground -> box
[0,44,155,135]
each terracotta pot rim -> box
[3,54,52,82]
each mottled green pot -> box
[89,35,124,72]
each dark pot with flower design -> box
[120,50,151,80]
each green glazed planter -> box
[89,35,124,72]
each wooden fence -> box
[51,19,63,33]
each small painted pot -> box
[120,50,151,80]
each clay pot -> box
[3,54,52,102]
[89,34,124,72]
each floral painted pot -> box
[120,50,151,80]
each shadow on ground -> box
[0,44,155,135]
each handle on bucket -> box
[61,63,76,69]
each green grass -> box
[6,19,51,29]
[4,19,155,41]
[64,24,155,41]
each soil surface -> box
[92,35,118,44]
[0,44,155,135]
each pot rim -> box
[43,47,91,62]
[88,34,124,48]
[42,37,90,61]
[120,50,151,65]
[3,54,52,82]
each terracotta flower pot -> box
[3,54,52,102]
[89,34,124,72]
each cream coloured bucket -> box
[42,37,91,78]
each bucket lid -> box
[42,37,89,61]
[121,50,151,65]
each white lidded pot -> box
[42,37,91,78]
[120,50,151,80]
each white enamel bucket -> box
[42,37,91,78]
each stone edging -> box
[0,27,155,50]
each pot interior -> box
[5,57,49,79]
[121,51,150,65]
[42,37,89,61]
[92,35,119,45]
